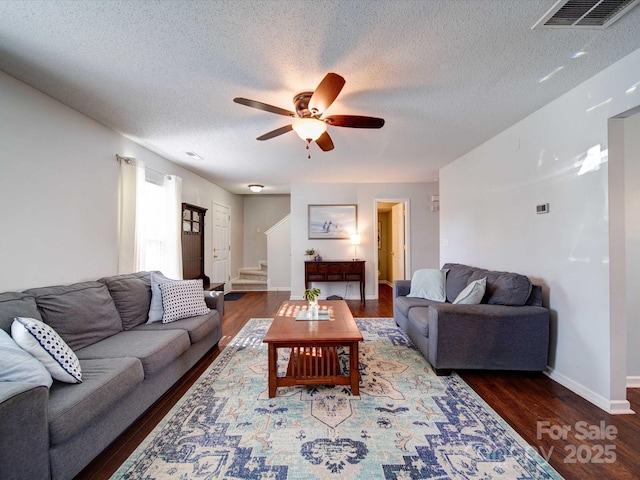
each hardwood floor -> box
[76,285,640,479]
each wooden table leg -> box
[268,344,277,398]
[350,341,360,395]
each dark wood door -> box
[181,203,210,286]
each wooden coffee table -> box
[263,300,363,398]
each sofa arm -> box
[393,280,411,298]
[427,303,550,371]
[0,383,50,480]
[204,290,224,316]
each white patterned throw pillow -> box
[148,272,177,323]
[159,280,209,323]
[11,317,82,383]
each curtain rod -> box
[115,154,172,178]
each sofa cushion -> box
[159,280,209,323]
[407,307,431,337]
[0,329,53,387]
[442,263,477,303]
[24,282,123,350]
[75,329,190,377]
[134,310,219,343]
[468,269,532,306]
[98,272,152,330]
[0,292,42,333]
[11,317,82,384]
[407,269,448,302]
[48,357,144,446]
[394,295,443,318]
[453,277,486,305]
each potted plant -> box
[305,248,316,261]
[303,287,321,305]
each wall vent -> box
[532,0,640,29]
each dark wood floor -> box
[76,285,640,479]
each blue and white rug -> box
[112,318,562,479]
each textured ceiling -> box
[1,0,640,194]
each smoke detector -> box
[532,0,640,29]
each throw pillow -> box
[0,329,53,387]
[453,277,486,305]
[24,281,123,350]
[159,280,209,323]
[11,317,82,384]
[148,272,178,323]
[407,269,449,302]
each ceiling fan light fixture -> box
[292,118,327,142]
[248,184,264,193]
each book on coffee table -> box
[295,310,331,321]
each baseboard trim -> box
[627,376,640,388]
[545,367,635,415]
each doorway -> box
[376,200,410,290]
[212,202,231,293]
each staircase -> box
[231,261,268,291]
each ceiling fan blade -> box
[256,124,293,141]
[325,115,385,129]
[308,73,345,115]
[234,97,296,117]
[315,131,334,151]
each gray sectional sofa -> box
[394,263,550,375]
[0,271,223,480]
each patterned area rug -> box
[112,318,562,479]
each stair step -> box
[239,268,267,281]
[231,278,268,291]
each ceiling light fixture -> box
[185,151,204,160]
[292,118,327,142]
[248,184,264,193]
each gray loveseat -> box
[394,263,549,375]
[0,271,223,480]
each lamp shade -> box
[248,184,263,193]
[350,234,361,245]
[292,118,327,141]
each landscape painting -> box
[308,204,357,239]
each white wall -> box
[0,71,243,292]
[624,113,640,380]
[243,194,290,268]
[266,215,291,290]
[440,47,640,413]
[290,182,440,300]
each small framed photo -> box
[308,204,357,239]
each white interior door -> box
[213,202,230,291]
[391,202,406,282]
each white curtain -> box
[117,159,139,274]
[118,157,183,278]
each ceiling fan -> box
[233,73,384,156]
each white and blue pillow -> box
[159,280,209,323]
[11,317,82,383]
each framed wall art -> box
[308,204,357,239]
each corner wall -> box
[0,71,243,292]
[440,47,640,412]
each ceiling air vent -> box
[532,0,640,29]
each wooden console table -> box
[304,260,365,303]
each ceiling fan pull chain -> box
[306,140,311,159]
